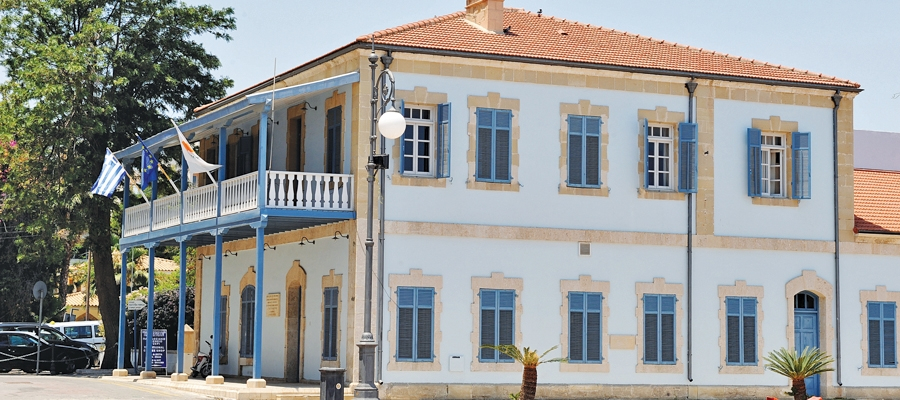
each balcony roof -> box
[114,71,359,162]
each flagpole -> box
[126,171,151,203]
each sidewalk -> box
[98,371,327,400]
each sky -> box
[183,0,900,133]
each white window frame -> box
[401,105,436,177]
[760,133,785,197]
[647,124,673,190]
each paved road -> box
[0,371,209,399]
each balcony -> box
[123,171,354,241]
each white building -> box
[114,1,900,398]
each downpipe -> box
[685,79,697,383]
[832,90,843,386]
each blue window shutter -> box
[585,117,602,187]
[643,119,650,189]
[495,110,512,182]
[569,292,584,361]
[498,290,515,361]
[397,288,414,360]
[568,115,583,186]
[678,122,698,193]
[869,302,883,366]
[792,131,811,199]
[885,303,896,366]
[436,103,451,178]
[644,294,659,363]
[398,100,406,174]
[742,298,757,364]
[747,128,762,196]
[476,109,493,181]
[726,298,740,364]
[479,289,496,360]
[660,295,675,363]
[416,288,435,360]
[586,293,602,362]
[323,287,338,360]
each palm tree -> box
[480,344,566,400]
[764,346,834,400]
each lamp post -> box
[356,47,405,399]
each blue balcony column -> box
[140,242,159,379]
[113,173,131,377]
[249,217,268,387]
[207,228,227,385]
[173,154,190,381]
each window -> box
[726,297,757,365]
[747,128,811,199]
[326,106,342,174]
[644,294,676,364]
[240,286,255,358]
[219,295,228,363]
[237,135,253,176]
[292,116,303,171]
[569,292,602,363]
[567,116,602,188]
[396,287,434,362]
[401,103,451,178]
[868,301,897,368]
[475,108,512,183]
[479,289,515,362]
[323,287,339,360]
[646,125,673,190]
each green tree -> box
[0,0,233,368]
[481,344,566,400]
[765,346,834,400]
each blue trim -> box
[566,115,603,188]
[211,234,224,376]
[395,287,435,362]
[568,292,603,363]
[323,287,339,360]
[144,246,157,372]
[747,128,762,197]
[478,288,516,363]
[791,131,812,199]
[725,297,757,366]
[252,225,265,379]
[677,122,698,193]
[867,301,897,368]
[643,119,650,189]
[245,72,359,104]
[475,108,513,183]
[643,294,677,365]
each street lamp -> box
[356,47,404,399]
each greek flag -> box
[90,148,126,197]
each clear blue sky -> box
[188,0,900,132]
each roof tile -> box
[358,8,858,88]
[854,169,900,234]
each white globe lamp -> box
[377,106,406,140]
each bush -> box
[133,287,194,350]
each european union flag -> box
[141,147,158,190]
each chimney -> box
[466,0,504,33]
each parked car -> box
[51,321,105,353]
[0,323,98,367]
[0,331,93,374]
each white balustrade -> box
[221,172,259,216]
[152,194,181,230]
[184,184,218,223]
[267,171,354,211]
[122,170,355,237]
[123,203,151,236]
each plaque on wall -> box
[266,292,281,317]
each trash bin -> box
[319,367,345,400]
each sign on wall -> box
[266,293,281,317]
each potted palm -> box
[764,346,834,400]
[480,344,566,400]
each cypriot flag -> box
[171,120,221,176]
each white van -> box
[52,321,105,352]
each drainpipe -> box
[375,50,393,383]
[685,78,698,383]
[831,90,843,386]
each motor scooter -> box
[190,340,212,378]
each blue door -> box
[794,292,820,396]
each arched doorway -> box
[794,291,820,396]
[284,261,307,383]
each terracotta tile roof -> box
[854,169,900,234]
[66,292,99,307]
[135,255,179,273]
[358,8,859,89]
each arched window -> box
[240,285,255,358]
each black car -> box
[0,331,93,374]
[0,323,98,368]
